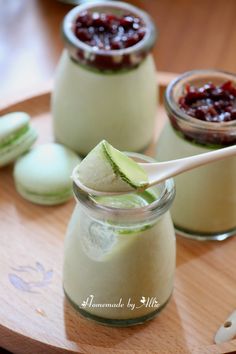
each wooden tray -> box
[1,72,236,354]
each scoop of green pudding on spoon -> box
[72,139,236,196]
[72,140,149,195]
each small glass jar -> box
[52,1,157,156]
[63,153,175,326]
[156,70,236,241]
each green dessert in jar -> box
[52,1,157,155]
[156,70,236,240]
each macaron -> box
[14,143,81,205]
[0,112,37,167]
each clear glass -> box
[156,69,236,241]
[52,1,157,155]
[63,153,176,326]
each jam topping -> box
[178,81,236,122]
[74,11,146,50]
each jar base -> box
[64,289,172,327]
[175,224,236,241]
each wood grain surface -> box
[1,75,236,354]
[1,0,236,97]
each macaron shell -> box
[0,126,37,167]
[14,143,81,204]
[0,112,30,142]
[15,181,73,206]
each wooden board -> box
[1,73,236,354]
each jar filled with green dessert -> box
[156,69,236,240]
[63,152,176,326]
[52,1,157,156]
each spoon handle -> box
[140,144,236,185]
[215,310,236,344]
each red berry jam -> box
[74,11,146,50]
[179,81,236,122]
[63,3,156,71]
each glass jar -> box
[52,1,157,156]
[63,153,175,326]
[156,70,236,241]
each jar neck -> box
[62,1,157,72]
[165,70,236,148]
[73,179,175,226]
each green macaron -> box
[0,112,37,167]
[14,143,81,205]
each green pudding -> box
[72,140,149,193]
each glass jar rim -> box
[63,1,157,57]
[165,69,236,132]
[73,152,175,224]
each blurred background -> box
[1,0,236,97]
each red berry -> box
[76,28,91,42]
